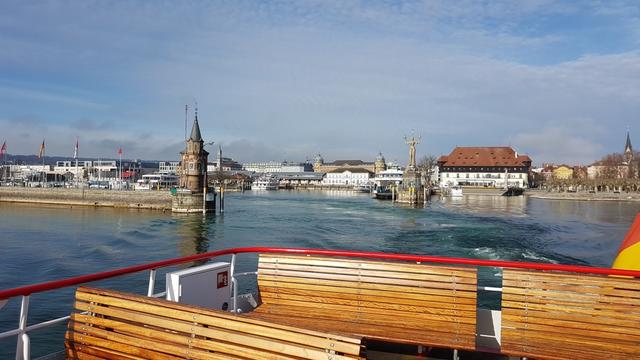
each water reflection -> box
[435,194,528,217]
[534,198,640,225]
[175,214,215,265]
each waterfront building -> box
[208,158,243,172]
[243,161,312,173]
[321,168,373,186]
[374,153,386,173]
[313,154,376,173]
[54,161,92,173]
[174,112,215,213]
[552,165,574,180]
[437,147,531,188]
[159,161,180,174]
[178,115,209,192]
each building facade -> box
[159,161,180,174]
[552,165,574,180]
[438,147,532,188]
[243,161,312,173]
[321,168,373,186]
[313,154,376,174]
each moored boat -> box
[353,183,373,192]
[372,186,392,199]
[251,174,279,190]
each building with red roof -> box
[437,147,532,188]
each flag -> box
[117,147,123,156]
[38,139,45,159]
[612,213,640,270]
[74,138,79,159]
[0,141,6,156]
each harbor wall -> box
[0,187,172,210]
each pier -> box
[0,187,172,210]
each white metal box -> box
[165,262,231,311]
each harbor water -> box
[1,191,639,357]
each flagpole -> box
[42,140,46,187]
[75,137,79,188]
[119,151,122,188]
[2,141,6,183]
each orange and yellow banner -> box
[612,213,640,271]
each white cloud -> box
[0,1,639,165]
[514,127,604,165]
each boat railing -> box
[2,247,640,360]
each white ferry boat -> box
[251,174,279,190]
[135,173,179,190]
[353,183,374,192]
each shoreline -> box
[525,189,640,202]
[2,187,639,210]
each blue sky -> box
[1,1,639,165]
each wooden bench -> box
[501,268,640,360]
[66,286,364,360]
[245,254,478,351]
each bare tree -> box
[418,155,438,185]
[597,153,625,180]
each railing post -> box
[147,269,156,297]
[15,295,30,360]
[230,254,237,313]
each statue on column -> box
[404,133,421,170]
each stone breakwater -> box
[0,187,173,210]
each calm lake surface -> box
[1,191,639,357]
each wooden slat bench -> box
[501,268,640,360]
[66,286,364,360]
[245,254,478,351]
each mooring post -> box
[220,185,225,213]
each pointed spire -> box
[190,114,202,142]
[625,129,633,154]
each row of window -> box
[444,173,524,179]
[442,167,527,172]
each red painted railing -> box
[2,246,640,300]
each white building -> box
[322,168,373,186]
[159,161,180,174]
[243,161,312,173]
[54,161,92,173]
[438,147,532,189]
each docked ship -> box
[2,215,640,360]
[353,183,374,192]
[372,185,393,199]
[251,174,279,190]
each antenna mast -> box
[184,104,188,144]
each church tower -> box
[624,130,633,165]
[180,113,209,192]
[313,154,324,172]
[374,152,386,174]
